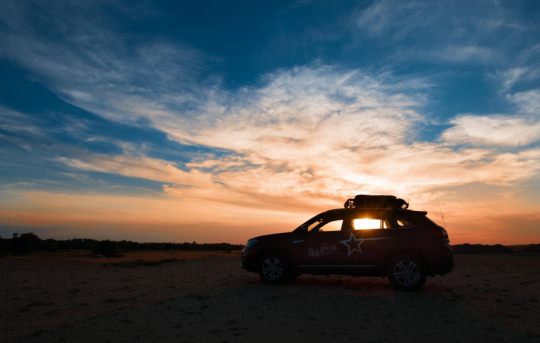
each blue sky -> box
[1,0,539,244]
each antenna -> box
[436,195,447,230]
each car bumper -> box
[241,249,258,272]
[427,254,454,276]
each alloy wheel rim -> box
[393,260,421,286]
[262,257,284,280]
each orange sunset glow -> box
[1,1,540,246]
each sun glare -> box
[353,219,382,230]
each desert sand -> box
[1,251,539,342]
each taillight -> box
[428,228,447,237]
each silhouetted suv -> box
[241,195,453,291]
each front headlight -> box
[244,239,258,248]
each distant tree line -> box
[0,232,244,257]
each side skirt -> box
[295,265,382,276]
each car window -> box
[309,219,343,232]
[317,220,343,232]
[353,219,385,230]
[397,219,412,227]
[306,220,322,231]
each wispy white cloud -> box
[441,85,540,147]
[0,1,207,128]
[356,0,528,39]
[0,106,43,136]
[495,68,540,91]
[429,46,497,64]
[354,0,532,65]
[57,154,214,188]
[356,0,433,39]
[442,115,540,147]
[509,89,540,114]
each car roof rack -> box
[344,194,409,210]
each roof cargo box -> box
[344,194,409,209]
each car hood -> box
[251,232,294,241]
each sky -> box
[0,0,539,245]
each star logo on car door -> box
[340,232,364,257]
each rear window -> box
[423,215,443,227]
[397,218,413,227]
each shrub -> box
[41,239,58,252]
[93,240,118,257]
[12,232,42,254]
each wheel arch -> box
[384,249,432,276]
[255,246,293,270]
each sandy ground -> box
[1,251,539,343]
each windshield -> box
[306,219,322,231]
[296,211,343,232]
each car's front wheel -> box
[258,252,292,284]
[387,255,427,291]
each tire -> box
[258,252,292,284]
[387,255,427,292]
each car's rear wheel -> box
[387,255,427,291]
[258,252,292,284]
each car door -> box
[341,212,399,272]
[384,212,426,253]
[294,219,349,273]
